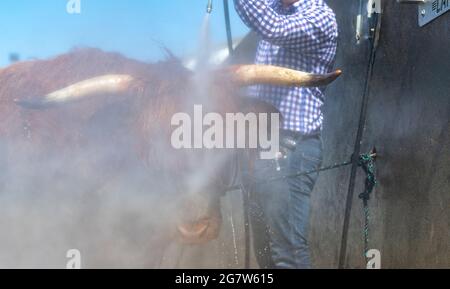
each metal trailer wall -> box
[165,0,449,269]
[314,0,450,269]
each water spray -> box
[206,0,213,14]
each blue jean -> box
[248,133,323,269]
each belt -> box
[279,129,320,151]
[258,130,321,161]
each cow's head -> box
[15,64,341,244]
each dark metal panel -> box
[355,1,450,268]
[317,0,450,268]
[310,0,371,268]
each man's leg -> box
[247,156,283,269]
[248,190,275,269]
[251,135,323,269]
[284,135,323,268]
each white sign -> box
[419,0,449,27]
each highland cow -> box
[0,48,340,265]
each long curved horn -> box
[15,74,134,109]
[229,65,342,87]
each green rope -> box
[226,150,378,264]
[226,151,377,194]
[357,152,377,260]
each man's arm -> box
[234,0,335,52]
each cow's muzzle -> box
[177,212,222,244]
[176,194,222,244]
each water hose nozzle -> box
[206,0,213,13]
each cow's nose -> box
[177,213,222,244]
[177,220,209,242]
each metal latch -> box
[356,0,382,43]
[397,0,450,26]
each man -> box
[234,0,338,269]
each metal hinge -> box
[356,0,382,43]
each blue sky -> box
[0,0,249,67]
